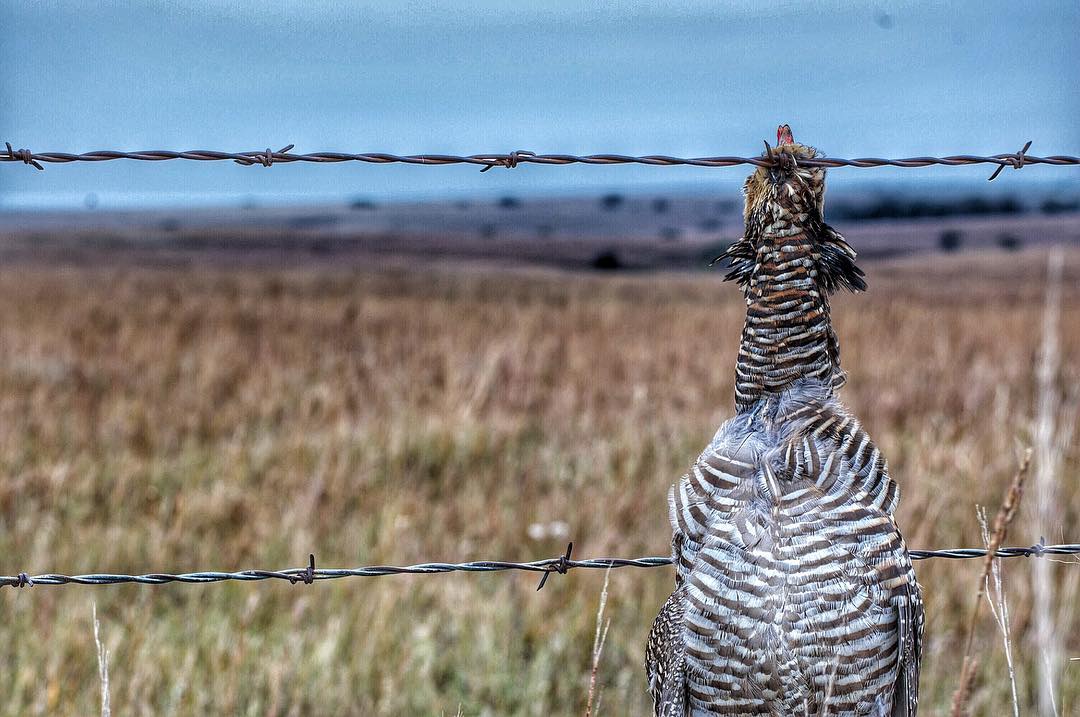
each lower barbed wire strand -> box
[2,544,1077,588]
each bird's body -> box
[647,127,922,716]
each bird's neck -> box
[734,229,841,411]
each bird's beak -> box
[777,124,794,146]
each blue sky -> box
[1,1,1076,208]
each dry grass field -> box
[0,249,1078,715]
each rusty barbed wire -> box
[3,541,1077,591]
[4,140,1078,180]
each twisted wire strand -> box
[3,141,1076,178]
[3,542,1077,589]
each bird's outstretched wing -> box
[815,223,866,294]
[646,587,688,717]
[718,235,756,288]
[891,550,924,716]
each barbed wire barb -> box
[536,542,574,591]
[2,141,1078,176]
[6,142,43,170]
[988,140,1032,181]
[2,541,1078,590]
[233,144,295,168]
[479,149,535,172]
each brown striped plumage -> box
[647,126,922,716]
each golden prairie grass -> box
[0,249,1078,715]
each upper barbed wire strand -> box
[2,142,1077,179]
[3,542,1078,589]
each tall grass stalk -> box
[950,450,1030,717]
[978,508,1019,717]
[92,603,111,717]
[1033,249,1066,716]
[584,568,611,717]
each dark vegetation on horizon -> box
[830,195,1080,221]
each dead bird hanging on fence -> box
[646,125,923,717]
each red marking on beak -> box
[777,124,794,146]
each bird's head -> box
[742,124,826,229]
[720,124,865,295]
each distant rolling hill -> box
[2,191,1078,271]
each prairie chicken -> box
[646,125,923,716]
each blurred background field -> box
[0,246,1077,715]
